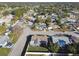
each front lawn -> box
[27,45,48,52]
[0,48,11,56]
[0,25,6,35]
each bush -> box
[49,43,60,53]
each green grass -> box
[0,48,11,56]
[0,25,6,35]
[27,45,48,52]
[9,32,18,44]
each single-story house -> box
[3,14,14,24]
[0,14,14,26]
[0,35,12,48]
[51,13,57,22]
[67,18,76,23]
[48,23,60,30]
[61,18,76,24]
[0,19,4,25]
[39,23,47,30]
[68,13,76,19]
[52,35,71,47]
[35,23,47,30]
[60,18,67,24]
[30,35,48,47]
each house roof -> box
[31,35,48,41]
[52,35,70,44]
[0,35,9,44]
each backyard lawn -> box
[27,45,48,52]
[0,48,11,56]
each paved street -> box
[9,27,79,56]
[9,27,31,56]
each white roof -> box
[48,27,52,30]
[0,19,4,23]
[67,17,76,22]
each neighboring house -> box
[34,23,47,31]
[60,18,67,24]
[38,15,49,20]
[52,35,71,47]
[48,23,60,30]
[28,16,36,26]
[61,18,76,24]
[0,14,14,26]
[27,10,35,16]
[71,10,79,14]
[51,13,57,22]
[0,19,4,26]
[68,13,76,19]
[38,23,47,31]
[0,35,13,48]
[67,18,76,23]
[30,35,48,47]
[3,14,14,24]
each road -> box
[9,27,31,56]
[9,27,79,56]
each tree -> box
[13,7,28,18]
[76,43,79,54]
[56,16,61,26]
[45,17,51,26]
[2,10,10,16]
[68,43,77,54]
[49,43,60,53]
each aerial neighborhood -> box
[0,2,79,56]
